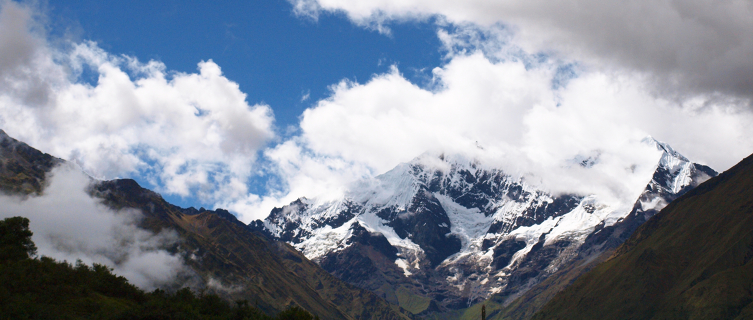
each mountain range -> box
[252,138,717,317]
[5,127,746,319]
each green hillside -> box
[0,216,318,320]
[532,152,753,320]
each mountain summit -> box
[253,138,716,314]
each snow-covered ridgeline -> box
[255,136,716,307]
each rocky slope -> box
[253,138,716,315]
[533,151,753,320]
[0,130,411,320]
[0,130,62,195]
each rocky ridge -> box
[252,137,717,314]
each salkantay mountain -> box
[0,128,721,319]
[251,137,717,316]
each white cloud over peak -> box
[300,56,552,172]
[2,1,753,225]
[230,47,753,221]
[291,0,753,104]
[0,2,275,203]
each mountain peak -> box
[642,136,690,162]
[256,138,717,313]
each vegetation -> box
[0,216,320,320]
[395,286,431,315]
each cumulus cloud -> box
[290,0,753,104]
[0,165,190,290]
[231,48,753,221]
[215,1,753,222]
[0,0,61,107]
[0,1,275,204]
[2,0,753,225]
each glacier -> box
[250,137,717,312]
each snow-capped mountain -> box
[250,137,717,313]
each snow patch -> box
[294,217,356,260]
[436,193,494,252]
[395,259,413,277]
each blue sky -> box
[42,0,448,209]
[47,0,442,132]
[2,0,752,221]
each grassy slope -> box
[532,152,753,320]
[395,286,431,315]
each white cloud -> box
[290,0,753,104]
[0,165,190,290]
[234,48,753,221]
[221,138,375,222]
[2,1,753,225]
[0,1,275,204]
[232,1,753,222]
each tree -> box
[0,216,37,262]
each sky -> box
[45,0,443,130]
[1,0,753,223]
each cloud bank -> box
[227,50,753,221]
[291,0,753,104]
[0,165,189,290]
[2,1,753,224]
[0,1,275,204]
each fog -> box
[0,164,191,290]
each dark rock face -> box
[492,239,528,270]
[508,238,573,288]
[487,194,581,235]
[318,200,361,229]
[417,162,582,226]
[425,165,505,215]
[0,130,63,195]
[380,189,461,267]
[246,220,274,239]
[347,222,398,260]
[265,198,311,243]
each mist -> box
[0,164,190,290]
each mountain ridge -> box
[253,138,717,315]
[0,130,412,320]
[532,151,753,320]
